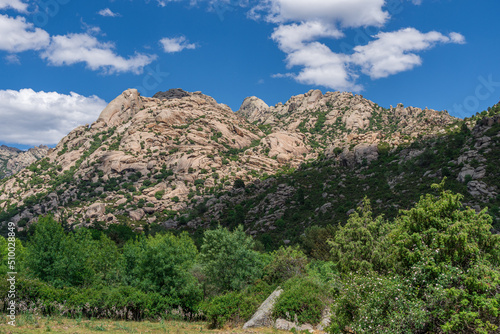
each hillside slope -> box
[0,145,48,179]
[1,88,498,242]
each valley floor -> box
[0,314,299,334]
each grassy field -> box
[0,314,303,334]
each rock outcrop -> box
[237,96,270,123]
[0,144,49,179]
[5,87,491,233]
[243,288,283,329]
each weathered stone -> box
[243,288,283,329]
[129,209,145,221]
[85,203,105,219]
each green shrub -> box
[200,225,264,293]
[329,273,428,334]
[123,232,201,310]
[0,277,179,320]
[273,276,328,325]
[329,198,389,273]
[233,179,245,189]
[377,141,391,155]
[202,280,275,329]
[154,190,164,200]
[263,246,308,284]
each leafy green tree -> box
[26,216,68,286]
[0,237,26,275]
[89,234,123,284]
[56,227,95,287]
[200,225,263,292]
[263,246,308,284]
[384,181,500,333]
[124,232,201,308]
[301,225,336,261]
[26,216,122,287]
[329,198,389,273]
[328,181,500,333]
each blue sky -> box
[0,0,499,149]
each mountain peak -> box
[153,88,192,100]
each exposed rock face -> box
[243,287,283,329]
[237,96,270,123]
[96,89,142,127]
[238,89,457,160]
[153,88,192,100]
[0,145,49,179]
[0,87,467,230]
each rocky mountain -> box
[0,145,49,179]
[0,88,498,244]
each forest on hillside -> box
[1,181,499,334]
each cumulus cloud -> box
[0,89,108,145]
[0,14,50,52]
[0,13,156,74]
[0,0,27,12]
[41,33,157,74]
[255,0,466,91]
[160,36,197,53]
[98,8,120,17]
[351,28,466,79]
[271,22,358,91]
[251,0,389,27]
[271,21,343,52]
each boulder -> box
[97,89,142,127]
[243,287,283,329]
[237,96,270,123]
[85,203,105,219]
[129,208,145,221]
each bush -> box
[263,246,308,284]
[301,225,336,261]
[201,281,275,328]
[233,179,245,189]
[123,232,201,310]
[377,141,391,155]
[202,280,275,329]
[0,277,180,320]
[329,198,389,273]
[154,190,164,200]
[200,225,263,293]
[273,276,328,325]
[329,273,428,334]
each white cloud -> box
[98,8,120,17]
[449,32,466,44]
[160,36,196,53]
[4,53,19,63]
[41,33,157,74]
[253,0,466,91]
[0,0,27,12]
[0,89,108,145]
[271,21,343,52]
[0,14,50,52]
[351,28,466,79]
[271,22,358,91]
[251,0,388,27]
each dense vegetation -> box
[1,180,499,333]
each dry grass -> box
[0,314,295,334]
